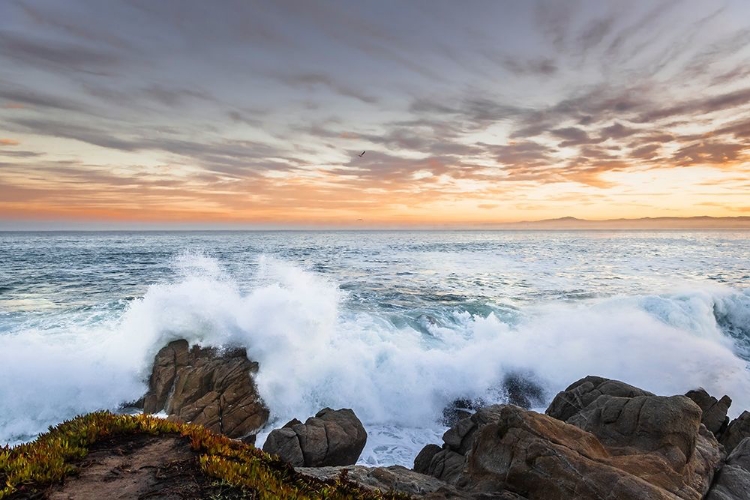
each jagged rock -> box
[685,388,731,437]
[142,340,268,440]
[413,444,442,474]
[501,372,546,409]
[707,438,750,500]
[546,375,654,422]
[441,374,545,428]
[568,395,701,458]
[263,408,367,467]
[720,411,750,454]
[420,396,723,499]
[566,394,722,497]
[442,398,482,427]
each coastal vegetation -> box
[0,411,406,499]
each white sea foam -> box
[1,254,749,467]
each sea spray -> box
[1,245,750,467]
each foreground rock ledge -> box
[142,339,269,440]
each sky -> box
[1,0,750,229]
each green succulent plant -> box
[0,412,409,500]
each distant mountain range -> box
[488,216,750,229]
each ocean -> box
[1,230,749,467]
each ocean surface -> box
[1,230,749,466]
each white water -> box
[2,252,750,466]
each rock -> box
[567,395,702,459]
[441,373,545,427]
[142,340,269,440]
[263,427,304,466]
[298,465,454,496]
[263,408,367,467]
[413,444,442,474]
[720,411,750,454]
[421,448,466,484]
[707,438,750,500]
[442,398,482,427]
[420,396,723,499]
[546,375,653,422]
[567,394,722,497]
[297,465,526,499]
[501,372,545,409]
[685,388,731,437]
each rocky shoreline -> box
[6,339,750,499]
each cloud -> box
[0,87,90,113]
[0,139,20,146]
[0,31,121,75]
[499,56,558,76]
[672,141,746,166]
[274,72,378,104]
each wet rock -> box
[263,408,367,467]
[685,388,731,437]
[501,372,546,409]
[142,340,269,440]
[720,411,750,454]
[442,398,483,427]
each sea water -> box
[1,230,749,466]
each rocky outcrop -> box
[566,394,722,498]
[546,375,654,422]
[417,377,725,500]
[707,437,750,500]
[297,465,525,499]
[720,411,750,454]
[263,408,367,467]
[685,388,731,437]
[142,339,269,440]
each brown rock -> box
[420,399,723,499]
[567,394,722,497]
[685,388,731,437]
[142,340,269,440]
[263,408,367,467]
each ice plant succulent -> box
[0,412,408,499]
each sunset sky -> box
[1,0,749,228]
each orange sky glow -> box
[1,1,749,229]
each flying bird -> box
[358,151,366,157]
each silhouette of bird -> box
[358,151,366,157]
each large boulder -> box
[263,408,367,467]
[566,394,722,497]
[720,411,750,454]
[417,396,723,499]
[142,339,269,441]
[707,437,750,500]
[685,388,731,437]
[546,375,654,422]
